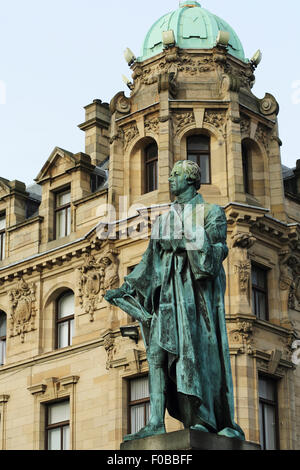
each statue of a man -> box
[105,160,245,442]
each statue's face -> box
[168,164,190,196]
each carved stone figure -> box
[9,278,36,342]
[105,160,245,442]
[279,253,300,310]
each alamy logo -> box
[292,80,300,105]
[0,81,6,104]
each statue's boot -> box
[218,427,245,440]
[124,365,166,442]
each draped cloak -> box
[111,194,244,435]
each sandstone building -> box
[0,1,299,450]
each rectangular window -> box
[46,400,70,450]
[55,188,71,239]
[0,213,6,261]
[259,376,279,450]
[128,376,150,434]
[252,264,269,321]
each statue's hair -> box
[175,160,202,190]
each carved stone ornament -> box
[240,115,251,136]
[204,109,227,138]
[234,261,251,295]
[258,93,279,116]
[123,123,139,150]
[110,91,131,115]
[145,115,160,135]
[229,321,254,355]
[78,251,119,321]
[8,278,37,342]
[231,232,256,301]
[173,111,195,137]
[219,73,242,95]
[103,334,116,370]
[158,71,177,98]
[110,128,124,145]
[279,253,300,311]
[255,124,270,150]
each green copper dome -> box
[138,1,246,62]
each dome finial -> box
[179,1,201,7]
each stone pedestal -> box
[120,429,261,451]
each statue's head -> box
[168,160,201,196]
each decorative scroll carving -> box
[110,91,131,115]
[173,111,195,137]
[145,115,159,135]
[204,109,227,137]
[78,250,119,321]
[219,74,242,95]
[8,278,37,342]
[123,123,139,150]
[258,93,279,116]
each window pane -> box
[256,291,267,320]
[0,313,6,337]
[252,265,267,288]
[259,377,276,401]
[58,322,69,348]
[63,425,70,450]
[131,376,149,401]
[199,155,210,184]
[146,161,158,193]
[131,404,146,434]
[0,233,5,260]
[0,215,6,231]
[187,135,209,151]
[48,401,70,425]
[259,403,265,449]
[145,143,158,162]
[57,191,71,208]
[48,428,61,450]
[0,340,6,365]
[67,206,71,236]
[56,210,66,239]
[70,319,74,345]
[58,292,74,319]
[264,404,277,450]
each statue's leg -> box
[123,338,167,442]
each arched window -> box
[144,142,158,193]
[187,135,211,184]
[0,311,6,365]
[56,291,74,349]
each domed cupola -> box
[138,1,246,63]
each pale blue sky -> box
[0,0,299,186]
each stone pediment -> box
[35,147,77,183]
